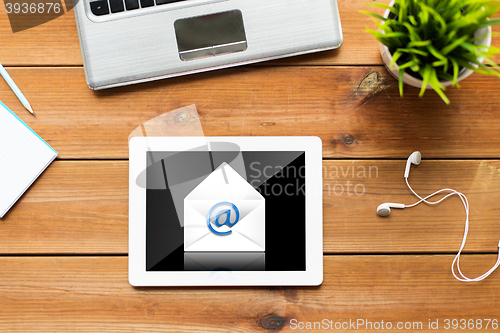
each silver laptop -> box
[73,0,343,90]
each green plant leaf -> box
[418,8,429,30]
[419,64,432,97]
[452,57,478,71]
[398,60,418,70]
[479,18,500,28]
[428,68,450,104]
[436,72,455,83]
[369,17,384,31]
[429,84,450,105]
[367,3,399,16]
[432,59,448,68]
[408,15,418,26]
[398,48,429,56]
[384,32,410,38]
[460,42,481,57]
[449,57,461,87]
[443,30,458,45]
[482,45,500,56]
[359,11,387,22]
[408,40,432,47]
[426,44,446,60]
[419,3,447,37]
[484,56,500,69]
[399,0,407,23]
[441,35,469,55]
[399,69,404,97]
[426,44,448,71]
[402,22,422,42]
[483,57,500,78]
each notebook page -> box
[0,102,57,218]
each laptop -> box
[129,137,323,286]
[73,0,343,89]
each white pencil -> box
[0,62,35,116]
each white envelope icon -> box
[184,162,265,252]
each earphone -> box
[376,152,422,216]
[377,151,500,282]
[376,203,404,217]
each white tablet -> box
[129,137,323,286]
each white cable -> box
[404,178,500,282]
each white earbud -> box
[404,151,421,178]
[377,203,405,217]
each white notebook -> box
[0,101,58,218]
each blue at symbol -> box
[206,202,240,235]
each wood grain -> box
[1,256,499,332]
[2,160,500,255]
[0,161,127,254]
[0,3,81,66]
[1,67,500,159]
[0,0,498,66]
[1,0,498,329]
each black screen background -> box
[146,151,306,271]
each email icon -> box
[184,162,265,252]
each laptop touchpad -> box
[174,10,247,61]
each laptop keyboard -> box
[90,0,187,15]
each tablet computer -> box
[129,137,322,286]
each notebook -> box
[0,101,58,218]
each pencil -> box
[0,62,35,116]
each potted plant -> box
[362,0,500,104]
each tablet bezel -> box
[129,136,323,286]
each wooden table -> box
[2,1,500,332]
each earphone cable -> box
[405,178,500,282]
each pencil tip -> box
[25,103,35,116]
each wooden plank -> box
[0,5,82,66]
[0,161,128,254]
[0,0,498,66]
[2,67,500,159]
[1,256,500,332]
[2,160,500,255]
[325,160,500,254]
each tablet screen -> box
[145,151,306,272]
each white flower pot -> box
[379,1,492,89]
